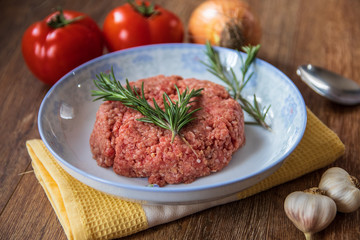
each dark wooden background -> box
[1,0,359,239]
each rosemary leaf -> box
[91,69,203,142]
[202,42,271,130]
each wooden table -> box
[1,0,359,239]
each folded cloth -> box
[26,108,345,240]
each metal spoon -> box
[296,64,360,105]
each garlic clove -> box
[319,167,360,213]
[284,187,337,240]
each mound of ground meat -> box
[90,75,245,186]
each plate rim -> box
[38,43,307,194]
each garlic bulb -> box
[284,187,337,240]
[319,167,360,213]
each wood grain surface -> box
[1,0,359,239]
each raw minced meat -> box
[90,75,245,186]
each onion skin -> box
[188,0,261,50]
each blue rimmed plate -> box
[38,43,307,205]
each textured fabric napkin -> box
[26,109,345,240]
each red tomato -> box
[103,1,184,51]
[22,9,104,85]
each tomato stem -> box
[127,0,159,17]
[47,7,84,29]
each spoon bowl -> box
[297,64,360,105]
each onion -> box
[188,0,261,50]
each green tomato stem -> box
[47,7,84,29]
[127,0,159,17]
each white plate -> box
[38,43,307,205]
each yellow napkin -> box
[26,109,345,240]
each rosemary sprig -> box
[91,69,203,143]
[202,42,271,130]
